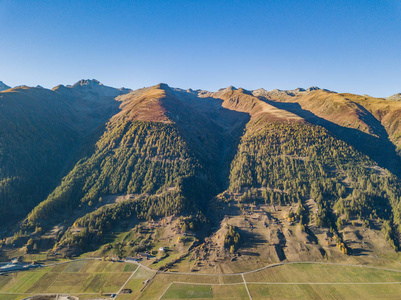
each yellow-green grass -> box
[141,263,401,299]
[160,283,249,299]
[162,283,213,299]
[63,259,88,272]
[0,271,47,293]
[210,284,249,299]
[0,295,27,300]
[18,252,48,262]
[0,259,135,298]
[4,261,401,299]
[117,266,156,300]
[243,263,401,283]
[148,273,240,285]
[166,255,193,273]
[139,273,242,299]
[117,278,145,300]
[123,263,139,272]
[132,266,156,279]
[247,283,401,299]
[151,236,196,270]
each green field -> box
[243,263,401,283]
[160,283,249,299]
[0,259,138,299]
[139,263,401,300]
[3,260,401,299]
[161,283,213,299]
[247,283,401,299]
[114,266,156,300]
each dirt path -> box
[115,265,140,299]
[9,257,401,300]
[242,273,253,300]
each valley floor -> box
[3,256,401,299]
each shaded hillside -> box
[0,81,128,228]
[25,121,205,228]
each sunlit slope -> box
[211,87,303,122]
[203,90,401,266]
[255,89,401,176]
[229,122,401,241]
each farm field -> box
[139,262,401,300]
[3,259,401,299]
[0,259,138,300]
[243,263,401,283]
[160,283,249,299]
[247,283,401,299]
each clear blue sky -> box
[0,0,400,97]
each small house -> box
[138,253,149,259]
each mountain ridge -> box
[2,80,401,270]
[0,81,11,92]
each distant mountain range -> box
[1,80,401,265]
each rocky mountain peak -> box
[72,79,102,87]
[0,81,11,91]
[219,86,237,92]
[387,93,401,101]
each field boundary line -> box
[0,292,102,295]
[32,257,401,277]
[245,281,401,285]
[156,281,248,300]
[149,280,401,290]
[158,282,173,300]
[42,267,66,294]
[155,261,401,276]
[161,281,245,286]
[40,258,98,294]
[140,268,158,295]
[242,274,252,300]
[115,265,140,299]
[5,278,401,298]
[125,260,157,272]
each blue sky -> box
[0,0,400,97]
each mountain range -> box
[1,80,401,269]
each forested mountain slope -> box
[256,89,401,175]
[197,88,401,268]
[2,82,401,265]
[21,84,251,254]
[0,80,128,227]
